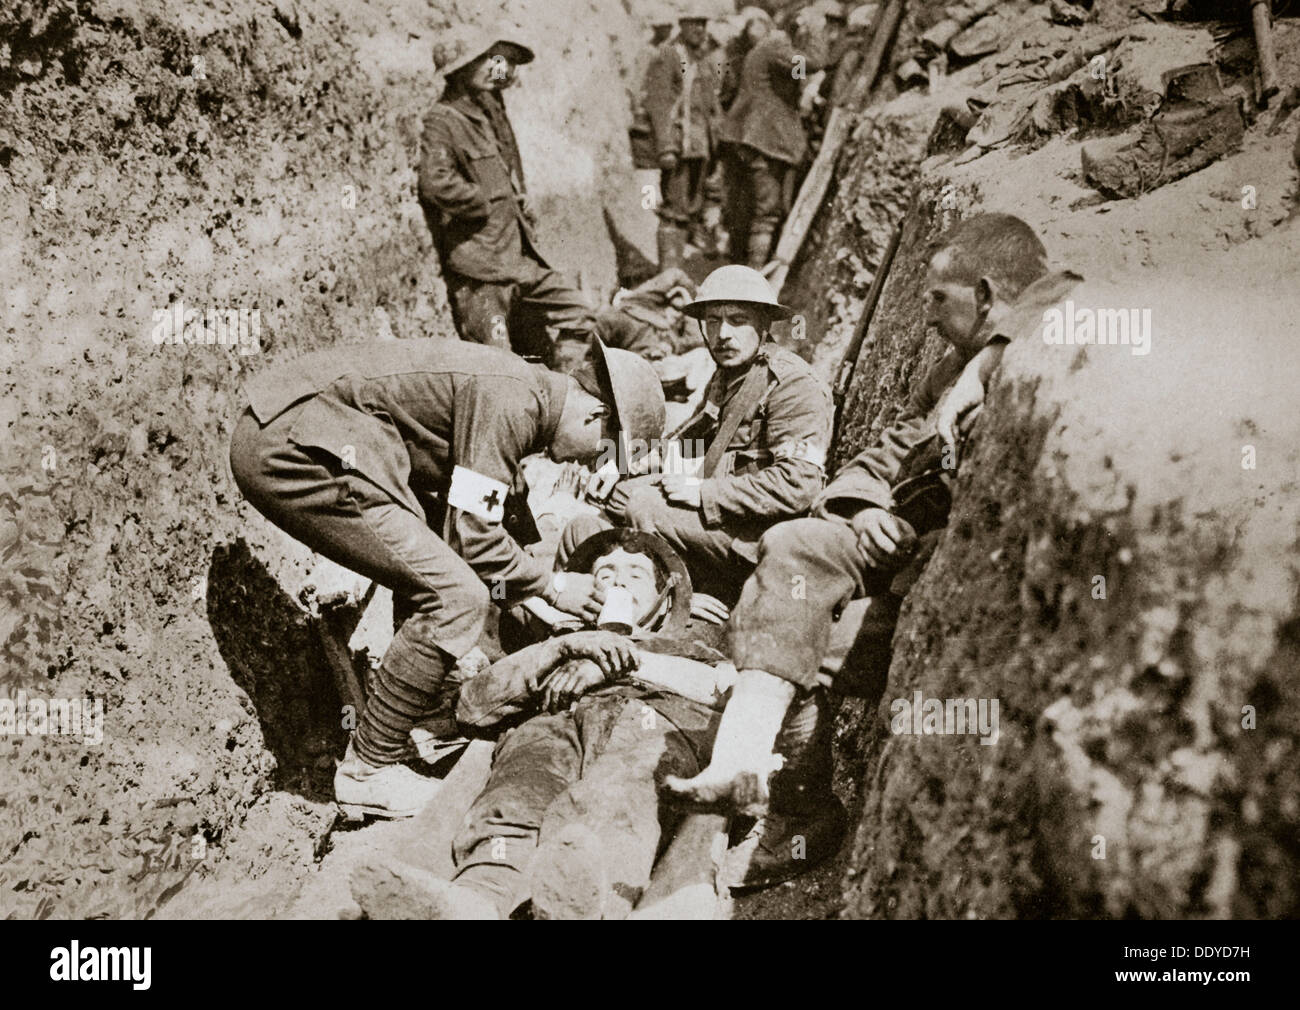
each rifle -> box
[831,218,903,442]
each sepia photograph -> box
[0,0,1294,970]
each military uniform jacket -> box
[642,41,722,161]
[687,344,833,528]
[242,340,568,603]
[720,30,827,166]
[418,91,548,284]
[816,270,1083,519]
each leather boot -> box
[657,223,686,271]
[334,740,440,821]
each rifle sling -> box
[701,360,771,479]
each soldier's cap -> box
[682,264,792,321]
[433,24,535,80]
[564,528,692,637]
[571,336,667,448]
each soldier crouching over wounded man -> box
[665,213,1084,822]
[228,337,665,821]
[349,528,767,920]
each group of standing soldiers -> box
[633,3,872,271]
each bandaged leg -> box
[662,669,795,816]
[664,518,886,814]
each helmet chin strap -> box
[631,572,681,636]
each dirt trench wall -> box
[0,0,639,918]
[813,17,1300,918]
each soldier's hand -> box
[689,592,730,625]
[553,630,640,679]
[936,365,988,467]
[543,571,607,623]
[658,475,702,509]
[851,508,917,569]
[658,152,679,172]
[541,659,607,713]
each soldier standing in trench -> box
[418,25,595,360]
[628,10,678,172]
[720,8,828,269]
[664,215,1084,886]
[228,338,665,820]
[642,12,723,269]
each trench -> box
[5,0,1300,921]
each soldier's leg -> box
[666,517,893,811]
[617,479,747,579]
[728,517,888,686]
[231,410,490,773]
[555,513,614,569]
[682,158,710,250]
[445,275,516,349]
[722,145,753,261]
[657,163,690,270]
[531,696,715,919]
[449,711,585,918]
[513,269,596,362]
[698,157,726,253]
[722,687,849,888]
[746,152,786,271]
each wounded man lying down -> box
[353,528,740,920]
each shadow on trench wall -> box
[205,540,350,805]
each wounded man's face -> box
[591,548,661,625]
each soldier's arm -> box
[418,114,490,220]
[764,31,827,90]
[455,638,559,728]
[698,371,832,522]
[457,632,640,728]
[813,351,963,521]
[643,49,679,157]
[447,378,554,603]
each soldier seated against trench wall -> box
[665,213,1085,853]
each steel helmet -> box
[682,264,792,320]
[433,24,535,80]
[590,337,667,447]
[565,528,693,638]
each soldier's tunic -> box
[560,343,832,594]
[719,29,827,265]
[642,40,722,232]
[729,271,1084,690]
[419,90,592,357]
[229,341,570,765]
